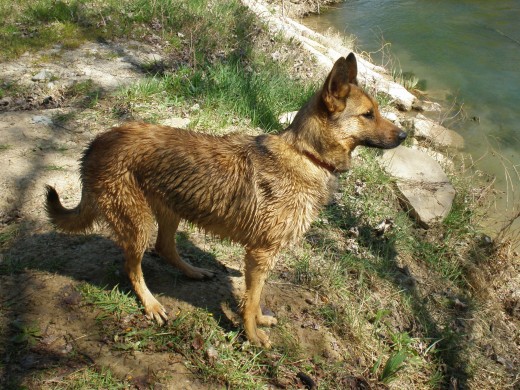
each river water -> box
[305,0,520,234]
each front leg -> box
[242,249,277,348]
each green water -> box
[305,0,520,232]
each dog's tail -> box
[45,185,98,233]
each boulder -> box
[413,114,464,149]
[379,146,456,228]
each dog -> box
[45,53,406,347]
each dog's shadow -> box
[6,228,241,331]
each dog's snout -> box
[398,131,407,142]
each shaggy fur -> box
[45,53,406,347]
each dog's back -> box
[75,122,332,250]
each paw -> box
[185,266,215,280]
[257,314,278,327]
[144,301,168,325]
[245,326,272,348]
[255,329,272,349]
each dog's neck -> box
[302,150,336,173]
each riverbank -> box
[0,1,518,389]
[302,0,520,243]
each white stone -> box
[31,69,53,82]
[413,114,464,149]
[31,115,53,126]
[381,111,399,123]
[379,146,456,228]
[278,111,298,125]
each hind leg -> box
[123,239,168,324]
[154,208,214,279]
[99,190,167,324]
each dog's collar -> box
[302,150,336,173]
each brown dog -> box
[46,53,406,347]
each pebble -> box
[31,69,53,82]
[31,115,53,126]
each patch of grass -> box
[63,79,102,108]
[9,320,42,348]
[120,33,315,132]
[19,366,130,389]
[45,366,130,389]
[0,0,259,61]
[78,283,141,320]
[44,164,66,171]
[0,224,20,250]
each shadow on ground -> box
[0,225,241,388]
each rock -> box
[161,117,190,128]
[31,69,53,82]
[379,146,456,228]
[31,115,53,126]
[413,114,464,149]
[410,144,454,170]
[0,97,12,107]
[381,111,399,123]
[278,111,298,125]
[413,99,442,113]
[143,52,163,63]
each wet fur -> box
[45,54,406,347]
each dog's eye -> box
[362,110,374,120]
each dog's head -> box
[294,53,406,172]
[285,53,406,173]
[323,53,407,148]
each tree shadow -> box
[0,225,241,388]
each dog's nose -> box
[398,131,407,142]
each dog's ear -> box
[322,53,358,113]
[345,52,358,85]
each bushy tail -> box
[45,185,98,233]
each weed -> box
[9,320,42,347]
[47,366,130,389]
[78,284,141,320]
[379,349,409,384]
[0,224,20,250]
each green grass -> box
[75,283,281,387]
[0,0,258,61]
[44,164,66,171]
[117,46,316,132]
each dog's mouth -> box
[362,130,407,149]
